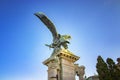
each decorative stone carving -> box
[75,64,85,80]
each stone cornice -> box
[43,49,80,65]
[57,49,80,62]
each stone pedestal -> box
[43,49,84,80]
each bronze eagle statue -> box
[34,12,71,49]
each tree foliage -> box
[96,56,111,80]
[96,56,120,80]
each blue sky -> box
[0,0,120,80]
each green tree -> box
[106,57,120,80]
[96,56,120,80]
[115,58,120,80]
[96,56,111,80]
[106,58,115,80]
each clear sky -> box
[0,0,120,80]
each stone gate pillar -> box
[43,49,84,80]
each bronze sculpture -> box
[34,12,71,50]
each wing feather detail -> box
[34,12,58,41]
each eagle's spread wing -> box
[34,12,58,41]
